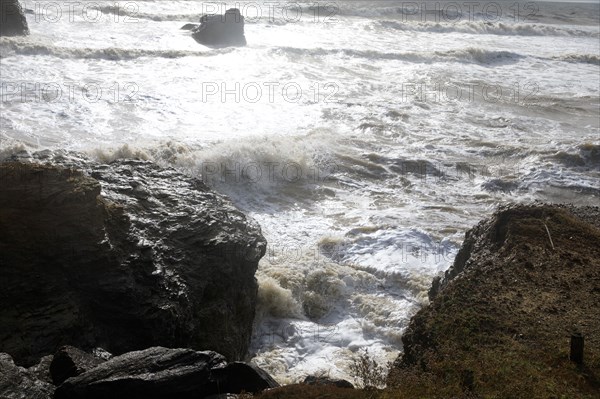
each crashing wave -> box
[551,53,600,66]
[378,20,599,37]
[0,38,231,60]
[93,4,203,22]
[271,46,524,65]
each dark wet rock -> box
[303,375,355,389]
[50,346,105,385]
[192,8,247,48]
[180,23,199,30]
[212,362,280,393]
[0,352,54,399]
[54,347,276,399]
[0,150,266,366]
[54,347,226,399]
[0,0,29,36]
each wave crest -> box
[93,5,203,22]
[0,38,230,60]
[256,275,303,320]
[272,46,523,65]
[378,20,599,37]
[551,54,600,66]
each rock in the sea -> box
[54,347,276,399]
[50,346,105,385]
[180,23,199,30]
[0,0,29,36]
[0,151,266,366]
[0,353,54,399]
[192,8,246,48]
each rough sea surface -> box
[1,0,599,384]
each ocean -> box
[1,0,599,385]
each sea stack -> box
[192,8,247,48]
[0,0,29,36]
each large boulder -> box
[54,347,277,399]
[0,150,266,366]
[0,0,29,36]
[50,346,106,385]
[0,353,54,399]
[192,8,246,48]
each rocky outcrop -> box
[0,353,54,399]
[50,346,106,385]
[428,203,600,301]
[388,204,600,397]
[0,150,266,366]
[54,347,277,399]
[2,346,278,399]
[192,8,247,48]
[0,0,29,36]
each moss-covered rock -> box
[387,204,600,398]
